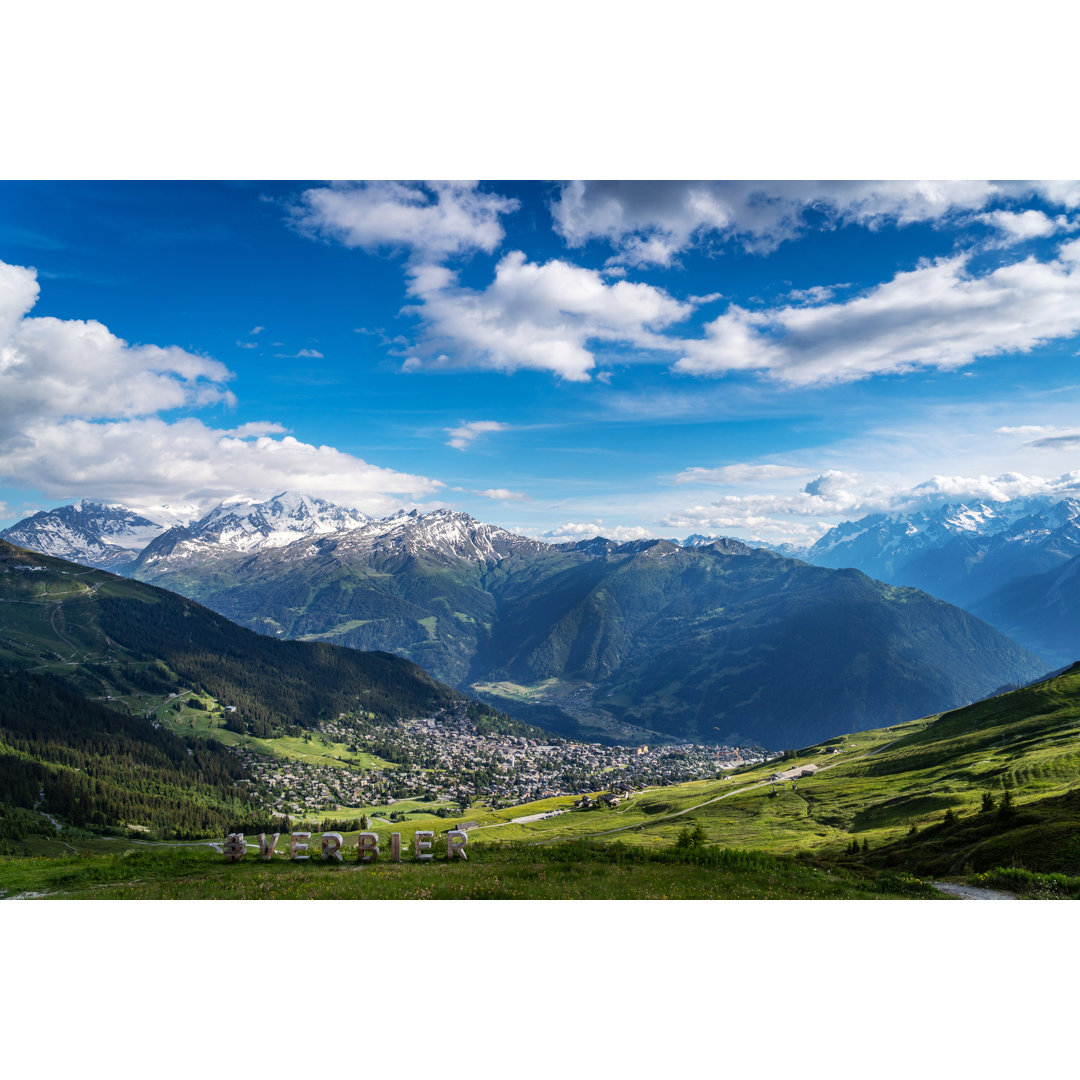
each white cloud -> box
[2,418,442,519]
[1024,434,1080,450]
[995,425,1065,436]
[675,240,1080,384]
[224,422,288,438]
[550,180,1014,265]
[409,251,692,381]
[292,181,519,263]
[445,420,509,450]
[674,463,808,485]
[976,208,1068,243]
[543,520,658,543]
[1031,182,1080,209]
[0,257,444,520]
[250,326,265,335]
[236,340,258,349]
[0,258,235,438]
[274,348,324,359]
[474,488,528,501]
[787,283,849,304]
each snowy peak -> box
[808,498,1070,560]
[334,507,546,564]
[805,495,1080,610]
[189,492,370,551]
[0,501,168,572]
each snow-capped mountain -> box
[682,533,801,558]
[135,502,549,576]
[0,500,168,572]
[133,492,371,570]
[327,507,548,564]
[804,496,1080,608]
[190,492,370,551]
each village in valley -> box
[231,702,770,819]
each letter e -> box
[413,830,434,861]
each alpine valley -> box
[1,492,1047,749]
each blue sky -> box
[3,179,1080,544]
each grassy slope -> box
[0,843,939,900]
[256,662,1080,875]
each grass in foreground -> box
[0,842,941,900]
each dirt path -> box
[930,882,1017,900]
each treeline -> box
[0,672,274,839]
[95,594,466,736]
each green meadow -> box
[0,840,940,900]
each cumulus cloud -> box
[550,180,1020,265]
[2,418,442,519]
[224,422,288,438]
[445,420,509,450]
[0,259,235,435]
[474,488,528,501]
[675,239,1080,384]
[907,471,1080,503]
[976,208,1071,243]
[674,463,808,485]
[787,283,849,304]
[543,520,658,543]
[408,251,692,381]
[292,181,519,263]
[0,257,444,520]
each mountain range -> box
[1,493,1047,748]
[798,498,1080,665]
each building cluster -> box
[233,704,768,817]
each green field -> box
[156,706,397,771]
[0,840,941,900]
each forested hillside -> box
[0,538,496,738]
[0,672,272,844]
